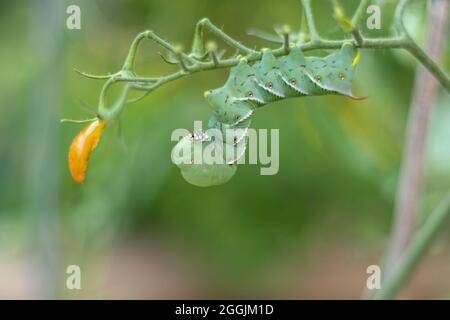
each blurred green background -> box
[0,0,449,299]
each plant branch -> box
[73,3,449,127]
[332,0,364,46]
[404,40,450,91]
[394,0,410,34]
[195,18,257,56]
[351,0,370,26]
[60,117,98,124]
[301,0,319,40]
[121,30,195,72]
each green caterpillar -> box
[172,42,361,187]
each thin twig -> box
[74,68,116,80]
[209,50,219,66]
[351,0,370,26]
[301,0,319,40]
[197,18,257,55]
[60,117,98,124]
[394,0,410,34]
[332,0,365,46]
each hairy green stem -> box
[196,18,257,55]
[301,0,319,40]
[351,0,370,26]
[405,39,450,91]
[60,117,98,124]
[115,36,409,86]
[210,50,219,66]
[394,0,410,33]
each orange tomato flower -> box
[68,119,106,183]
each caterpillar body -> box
[173,43,361,187]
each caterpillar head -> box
[172,131,239,187]
[179,162,237,187]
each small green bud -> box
[206,41,218,52]
[281,24,291,35]
[333,4,353,32]
[174,44,184,54]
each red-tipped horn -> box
[350,95,368,101]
